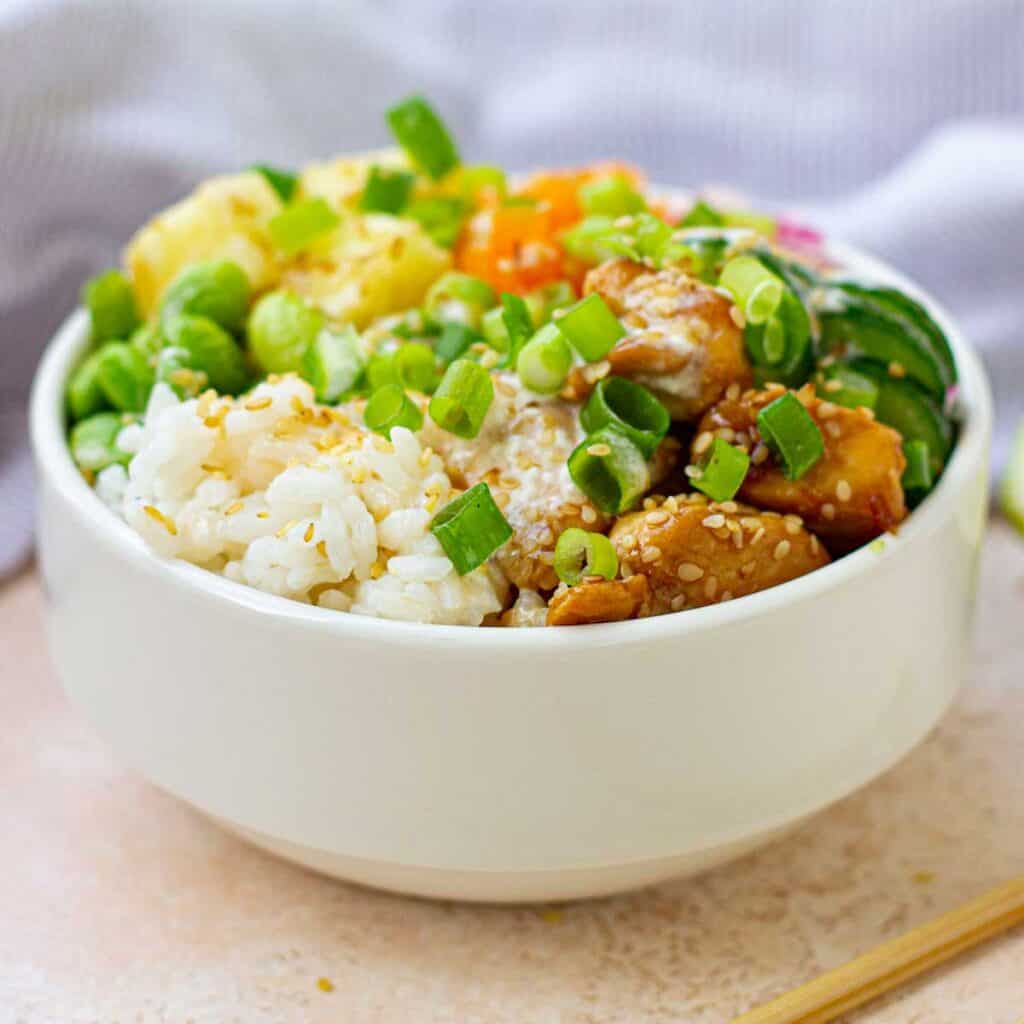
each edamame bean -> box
[82,269,139,343]
[163,314,250,395]
[96,343,155,412]
[155,346,208,399]
[247,291,323,374]
[160,261,251,334]
[69,412,132,472]
[130,323,165,359]
[67,348,110,421]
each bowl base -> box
[211,816,804,903]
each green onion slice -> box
[268,197,340,254]
[425,271,496,327]
[719,256,784,326]
[359,165,415,214]
[578,175,646,218]
[756,392,825,480]
[301,325,365,403]
[430,482,513,575]
[386,95,460,181]
[567,427,651,515]
[901,439,933,502]
[500,292,534,366]
[680,199,725,228]
[554,293,625,362]
[404,196,467,248]
[580,377,669,459]
[364,385,424,437]
[428,358,494,438]
[692,438,751,502]
[517,323,573,394]
[459,164,507,200]
[553,528,619,586]
[250,164,298,202]
[434,322,481,366]
[481,306,510,352]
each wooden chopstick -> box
[731,876,1024,1024]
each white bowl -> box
[31,244,992,902]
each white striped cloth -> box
[2,0,1022,576]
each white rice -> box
[97,376,507,625]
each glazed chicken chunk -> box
[423,374,677,591]
[547,493,829,626]
[694,383,907,549]
[577,259,752,421]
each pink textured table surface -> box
[2,522,1023,1024]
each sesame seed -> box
[143,505,177,536]
[641,545,662,563]
[224,501,243,517]
[646,509,670,526]
[256,511,270,520]
[694,431,714,455]
[860,406,876,420]
[824,378,842,393]
[704,575,719,599]
[740,516,762,531]
[670,595,687,611]
[719,501,739,514]
[751,444,770,465]
[581,505,597,524]
[751,527,766,545]
[702,513,726,529]
[836,479,853,502]
[663,496,679,513]
[785,520,801,535]
[684,465,702,479]
[822,503,836,520]
[677,562,704,582]
[725,383,741,401]
[643,497,659,510]
[774,539,791,560]
[888,361,906,378]
[316,540,328,558]
[739,562,756,578]
[810,535,821,555]
[817,402,837,419]
[587,443,612,457]
[715,427,736,442]
[719,590,733,602]
[826,421,842,438]
[303,523,315,543]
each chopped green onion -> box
[69,411,132,472]
[680,199,725,228]
[429,358,494,438]
[553,527,618,586]
[760,315,787,364]
[386,95,460,181]
[404,196,467,248]
[818,364,880,411]
[301,325,365,402]
[163,314,250,395]
[561,215,628,264]
[756,392,824,480]
[691,438,750,502]
[580,377,669,458]
[500,292,534,366]
[999,420,1024,535]
[430,482,513,575]
[67,349,110,421]
[435,322,480,365]
[82,269,139,343]
[578,175,646,217]
[95,342,155,412]
[481,306,510,352]
[247,290,324,374]
[364,385,424,437]
[268,197,340,254]
[567,427,650,515]
[425,271,496,328]
[554,293,625,362]
[160,260,251,334]
[678,236,729,283]
[901,440,933,502]
[722,209,777,237]
[250,164,298,202]
[719,256,783,326]
[359,165,415,214]
[632,213,674,261]
[517,323,573,394]
[459,164,506,200]
[394,341,438,393]
[523,281,576,328]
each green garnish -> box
[719,255,784,326]
[578,175,646,218]
[424,272,496,328]
[680,200,725,228]
[247,291,324,374]
[434,322,480,365]
[67,348,110,421]
[250,164,298,202]
[756,393,825,480]
[580,377,669,459]
[404,196,467,248]
[554,293,625,362]
[516,323,573,394]
[364,385,424,437]
[163,315,250,395]
[500,292,534,366]
[268,197,340,254]
[160,260,251,334]
[817,364,880,411]
[692,438,751,503]
[82,269,139,344]
[301,325,365,403]
[69,412,132,472]
[901,440,934,504]
[553,528,618,586]
[94,342,155,412]
[386,95,460,181]
[567,427,650,515]
[430,482,513,575]
[429,359,493,438]
[359,165,416,214]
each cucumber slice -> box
[999,421,1024,535]
[817,290,951,398]
[832,281,957,387]
[844,358,954,476]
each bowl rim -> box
[30,240,993,650]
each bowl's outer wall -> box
[32,244,993,894]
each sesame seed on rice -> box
[773,539,791,560]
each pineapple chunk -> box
[125,171,283,317]
[298,147,410,210]
[281,214,451,328]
